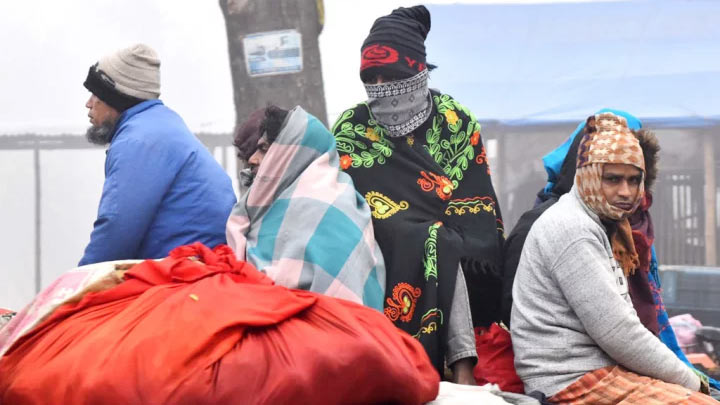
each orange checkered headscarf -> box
[575,113,646,275]
[575,112,645,221]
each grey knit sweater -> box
[510,187,700,396]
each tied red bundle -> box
[473,324,525,393]
[1,243,439,405]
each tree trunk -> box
[220,0,328,131]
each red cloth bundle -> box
[0,243,439,405]
[473,323,524,393]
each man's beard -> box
[85,119,117,146]
[239,167,255,188]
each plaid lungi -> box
[549,366,718,404]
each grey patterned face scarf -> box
[365,69,432,138]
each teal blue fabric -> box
[229,107,386,311]
[650,247,720,389]
[304,206,363,278]
[249,199,290,264]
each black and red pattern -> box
[384,282,422,323]
[333,90,504,373]
[361,44,399,70]
[360,6,432,82]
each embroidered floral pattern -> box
[384,282,422,323]
[331,91,503,371]
[475,146,487,165]
[497,218,505,234]
[425,94,482,189]
[417,171,453,200]
[366,127,380,142]
[444,110,459,126]
[340,155,353,170]
[475,146,490,175]
[365,191,409,219]
[333,109,395,168]
[412,308,444,338]
[445,196,496,216]
[423,222,442,281]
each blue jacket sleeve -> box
[78,136,180,265]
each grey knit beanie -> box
[84,44,161,111]
[99,43,161,99]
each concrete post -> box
[704,130,717,265]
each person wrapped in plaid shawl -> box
[226,105,386,311]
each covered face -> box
[360,6,434,138]
[575,112,646,220]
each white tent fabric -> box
[426,0,720,127]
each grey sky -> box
[0,0,616,134]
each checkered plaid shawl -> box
[550,366,717,404]
[226,107,386,311]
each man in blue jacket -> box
[79,43,237,266]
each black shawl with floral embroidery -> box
[332,90,504,372]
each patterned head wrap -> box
[360,5,431,83]
[575,112,645,220]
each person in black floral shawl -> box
[331,5,504,384]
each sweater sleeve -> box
[550,237,701,391]
[78,136,180,265]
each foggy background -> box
[0,0,539,310]
[2,0,716,316]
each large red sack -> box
[473,323,524,393]
[0,243,439,405]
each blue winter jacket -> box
[79,100,237,265]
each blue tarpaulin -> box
[426,0,720,127]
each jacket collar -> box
[110,99,163,143]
